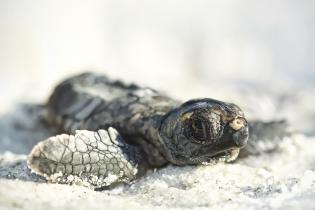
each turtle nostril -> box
[232,127,249,147]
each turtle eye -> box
[191,119,208,141]
[192,119,204,130]
[183,111,223,143]
[184,117,209,142]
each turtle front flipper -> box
[240,120,292,156]
[27,127,148,189]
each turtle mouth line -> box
[196,145,238,159]
[206,148,235,159]
[192,147,240,165]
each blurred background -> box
[0,0,315,132]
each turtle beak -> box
[232,126,249,147]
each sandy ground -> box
[1,75,315,210]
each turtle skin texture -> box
[27,73,288,189]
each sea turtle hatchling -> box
[27,72,290,189]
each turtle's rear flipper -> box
[239,120,292,157]
[27,128,148,189]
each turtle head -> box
[159,98,249,165]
